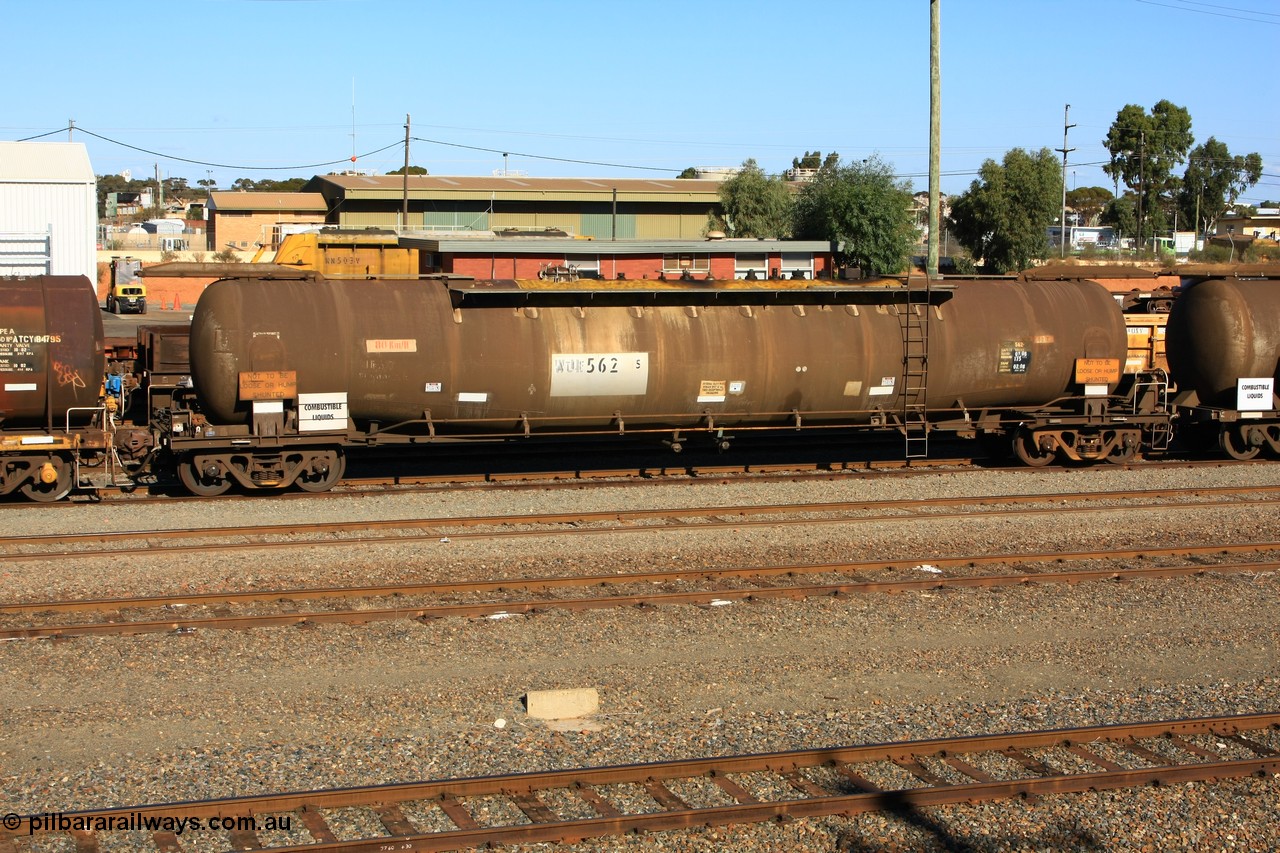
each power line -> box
[16,124,403,171]
[1133,0,1280,24]
[410,136,679,174]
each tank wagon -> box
[165,273,1166,493]
[1,277,115,500]
[6,268,1276,501]
[1167,274,1280,459]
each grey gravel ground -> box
[2,462,1279,852]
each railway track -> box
[5,713,1277,852]
[4,545,1277,640]
[4,484,1279,563]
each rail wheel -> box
[1013,428,1055,468]
[20,456,73,502]
[178,456,233,496]
[295,450,346,493]
[1222,426,1262,461]
[1105,432,1139,465]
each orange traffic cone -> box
[172,293,182,311]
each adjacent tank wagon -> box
[1167,275,1280,459]
[0,277,106,500]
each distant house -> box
[1217,209,1280,243]
[0,141,97,281]
[207,191,328,252]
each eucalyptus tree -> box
[791,154,915,276]
[1177,137,1264,236]
[1102,100,1194,244]
[947,147,1061,274]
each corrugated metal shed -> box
[0,142,97,281]
[305,174,724,204]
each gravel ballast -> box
[2,463,1278,851]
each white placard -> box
[4,383,37,392]
[252,399,284,414]
[457,392,489,403]
[550,352,648,397]
[1237,378,1275,412]
[298,392,349,432]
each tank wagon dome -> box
[1166,277,1280,408]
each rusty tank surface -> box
[188,276,1126,435]
[1166,277,1280,409]
[0,276,104,429]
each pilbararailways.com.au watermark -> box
[4,811,292,836]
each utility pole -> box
[402,114,411,229]
[68,119,74,142]
[1137,131,1145,253]
[1056,104,1076,259]
[926,0,941,277]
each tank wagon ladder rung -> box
[901,273,931,459]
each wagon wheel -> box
[1222,426,1261,461]
[1012,428,1055,468]
[1105,432,1139,465]
[295,450,346,493]
[178,457,233,496]
[20,456,74,502]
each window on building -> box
[565,254,601,279]
[780,252,813,280]
[735,252,768,280]
[662,253,709,273]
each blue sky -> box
[5,0,1277,203]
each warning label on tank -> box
[240,371,297,401]
[1237,378,1275,412]
[697,380,727,404]
[298,392,350,432]
[999,341,1031,374]
[550,352,648,397]
[1074,358,1121,385]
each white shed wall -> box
[0,183,98,281]
[0,142,98,284]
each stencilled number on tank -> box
[550,352,649,397]
[585,356,619,374]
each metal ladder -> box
[900,271,931,459]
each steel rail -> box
[6,713,1278,852]
[4,486,1280,564]
[7,539,1278,615]
[4,551,1277,640]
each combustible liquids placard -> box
[239,371,297,401]
[550,352,648,397]
[1237,378,1275,412]
[298,392,350,432]
[1074,358,1121,385]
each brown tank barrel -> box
[0,276,104,429]
[189,278,1126,431]
[1166,277,1280,408]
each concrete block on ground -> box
[526,688,600,720]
